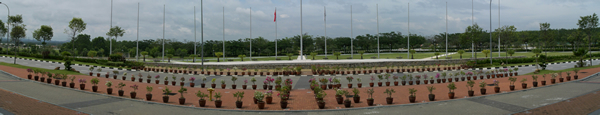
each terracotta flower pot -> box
[574,75,579,79]
[377,82,383,87]
[533,82,538,87]
[408,81,413,85]
[566,76,571,81]
[198,99,206,107]
[268,85,273,90]
[122,77,126,80]
[357,83,363,88]
[164,81,169,85]
[317,101,326,109]
[172,81,176,86]
[147,79,151,83]
[509,85,515,91]
[221,84,226,89]
[448,92,455,99]
[163,96,169,103]
[257,101,265,109]
[468,90,474,97]
[385,82,390,86]
[280,101,288,109]
[353,96,360,103]
[415,81,420,85]
[211,84,216,88]
[424,80,429,84]
[347,84,353,88]
[179,98,186,105]
[428,94,435,101]
[551,79,556,84]
[70,83,75,88]
[386,97,393,104]
[494,87,500,93]
[92,86,98,92]
[541,81,546,86]
[118,90,124,96]
[79,84,86,90]
[263,85,268,90]
[367,98,374,106]
[344,100,351,107]
[522,83,527,89]
[266,96,273,104]
[242,85,247,89]
[146,94,152,101]
[409,96,416,103]
[559,78,564,82]
[215,100,222,108]
[336,96,344,104]
[480,89,486,95]
[130,92,137,99]
[369,83,374,87]
[61,82,67,87]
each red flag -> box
[274,9,276,22]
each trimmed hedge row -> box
[472,53,600,67]
[7,52,144,69]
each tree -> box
[482,50,490,58]
[140,51,148,62]
[573,48,588,67]
[507,49,515,56]
[409,50,416,59]
[457,50,465,59]
[310,52,317,60]
[539,23,551,56]
[434,52,440,59]
[577,13,598,66]
[8,15,25,64]
[358,51,365,59]
[166,54,174,62]
[87,51,97,58]
[238,55,246,61]
[286,53,294,60]
[532,49,542,70]
[462,24,483,59]
[215,52,223,62]
[32,25,53,46]
[333,52,341,60]
[64,18,86,54]
[0,20,7,43]
[189,54,197,62]
[106,26,125,53]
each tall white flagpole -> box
[377,4,380,59]
[194,6,196,62]
[300,0,303,59]
[136,2,139,61]
[472,0,474,58]
[162,4,165,62]
[489,0,493,65]
[223,7,225,61]
[201,0,204,69]
[445,2,448,58]
[498,0,501,57]
[275,7,278,58]
[110,0,113,55]
[250,7,252,60]
[351,5,353,58]
[324,6,327,57]
[407,3,410,58]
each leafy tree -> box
[482,50,490,58]
[87,51,97,58]
[286,53,294,60]
[106,26,125,53]
[175,48,187,58]
[8,15,25,64]
[358,51,365,59]
[409,50,416,59]
[310,52,317,60]
[462,24,483,59]
[140,51,148,62]
[434,52,440,59]
[189,54,197,62]
[238,55,246,61]
[166,54,174,62]
[64,17,86,53]
[333,52,341,60]
[577,13,598,65]
[573,48,588,67]
[0,20,6,42]
[215,52,223,62]
[32,25,53,46]
[457,50,465,59]
[532,49,542,69]
[507,49,515,56]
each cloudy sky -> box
[2,0,598,42]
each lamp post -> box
[0,2,9,55]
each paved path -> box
[1,56,600,114]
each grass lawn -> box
[0,54,124,69]
[447,52,573,59]
[0,62,83,75]
[525,63,600,75]
[175,53,437,62]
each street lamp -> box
[0,2,9,55]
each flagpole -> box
[351,5,353,59]
[223,7,225,61]
[472,0,474,58]
[162,4,165,62]
[498,0,501,57]
[300,0,303,59]
[250,7,252,60]
[407,3,410,58]
[194,6,196,62]
[324,6,327,58]
[275,7,278,59]
[110,0,113,55]
[445,2,448,58]
[377,4,380,59]
[136,2,139,61]
[201,0,204,70]
[489,0,493,65]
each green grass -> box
[0,54,122,68]
[0,62,83,75]
[524,63,600,75]
[176,53,438,62]
[448,52,573,59]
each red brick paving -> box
[3,65,600,111]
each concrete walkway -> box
[1,57,600,114]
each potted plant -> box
[384,88,395,104]
[566,71,572,81]
[220,80,226,89]
[105,72,110,78]
[319,78,328,90]
[551,73,557,84]
[400,75,407,85]
[255,91,265,109]
[573,69,580,79]
[357,78,362,88]
[346,76,354,88]
[152,75,159,84]
[211,78,216,88]
[343,90,352,108]
[96,68,102,77]
[507,77,517,90]
[251,77,257,89]
[408,88,417,103]
[274,77,282,90]
[45,72,51,83]
[117,82,126,96]
[541,74,547,85]
[201,77,207,88]
[377,75,384,86]
[171,76,177,86]
[316,90,327,109]
[146,86,153,101]
[415,75,421,85]
[384,74,391,86]
[265,90,273,104]
[479,80,487,95]
[164,75,170,85]
[242,79,248,89]
[493,80,500,93]
[369,76,375,87]
[91,78,99,92]
[351,88,360,103]
[105,81,113,94]
[408,75,414,85]
[60,74,68,87]
[278,90,289,109]
[32,69,39,81]
[130,84,138,98]
[195,90,208,107]
[143,74,150,83]
[231,91,244,108]
[178,86,187,105]
[513,68,519,76]
[447,82,456,99]
[162,87,171,103]
[521,78,528,89]
[79,79,87,90]
[427,86,435,101]
[532,75,539,87]
[559,72,565,82]
[335,89,346,104]
[366,88,374,106]
[466,80,475,96]
[466,71,473,80]
[112,71,119,79]
[69,76,76,88]
[179,77,185,86]
[88,67,94,76]
[231,76,238,89]
[134,73,140,82]
[214,92,222,107]
[122,72,127,80]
